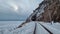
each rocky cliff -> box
[17,0,60,28]
[26,0,60,22]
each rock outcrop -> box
[26,0,60,22]
[17,0,60,28]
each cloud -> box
[0,0,43,21]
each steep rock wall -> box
[26,0,60,22]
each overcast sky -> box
[0,0,43,21]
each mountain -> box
[26,0,60,22]
[17,0,60,28]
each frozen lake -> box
[0,21,60,34]
[0,21,24,26]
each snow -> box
[0,21,60,34]
[35,23,49,34]
[39,22,60,34]
[0,21,35,34]
[9,22,35,34]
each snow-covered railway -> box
[0,21,60,34]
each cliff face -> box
[17,0,60,28]
[42,0,60,22]
[26,0,60,22]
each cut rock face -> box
[17,0,60,28]
[26,0,60,22]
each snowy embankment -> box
[39,22,60,34]
[0,21,60,34]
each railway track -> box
[38,23,53,34]
[33,22,53,34]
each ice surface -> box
[0,21,35,34]
[0,21,60,34]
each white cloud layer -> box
[0,0,43,21]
